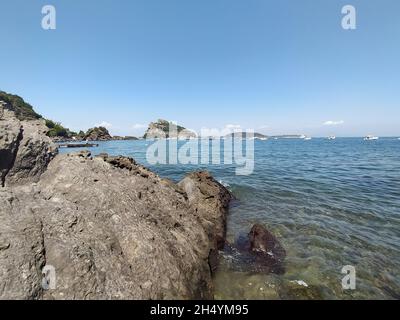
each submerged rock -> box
[278,280,324,300]
[222,224,286,275]
[248,224,286,260]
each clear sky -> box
[0,0,399,136]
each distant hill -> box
[270,135,304,139]
[224,132,268,139]
[0,91,42,121]
[112,135,139,141]
[223,133,306,139]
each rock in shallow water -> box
[222,224,286,275]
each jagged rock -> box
[0,102,57,187]
[0,113,22,186]
[178,172,232,272]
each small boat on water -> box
[303,136,312,140]
[364,135,379,141]
[328,136,336,140]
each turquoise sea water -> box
[59,138,400,299]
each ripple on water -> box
[60,138,400,299]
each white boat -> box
[303,136,312,140]
[364,135,379,141]
[328,136,336,140]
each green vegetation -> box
[0,90,82,139]
[45,119,69,137]
[0,91,42,120]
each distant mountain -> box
[143,119,196,139]
[0,91,42,121]
[112,135,139,141]
[224,132,268,139]
[270,135,304,139]
[223,133,306,139]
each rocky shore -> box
[0,98,232,299]
[51,126,139,143]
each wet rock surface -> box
[222,224,286,275]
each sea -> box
[59,137,400,299]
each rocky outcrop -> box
[0,100,232,299]
[144,119,197,139]
[0,101,57,187]
[84,126,112,141]
[0,152,231,299]
[178,172,232,272]
[0,91,42,121]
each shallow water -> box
[59,138,400,299]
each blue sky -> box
[0,0,399,136]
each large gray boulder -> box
[0,150,232,299]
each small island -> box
[143,119,197,139]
